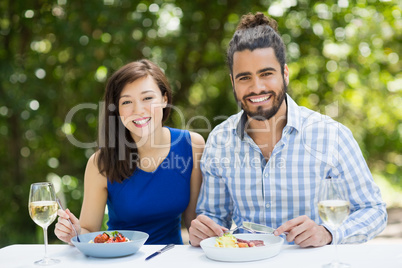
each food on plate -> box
[94,232,110,243]
[214,233,265,248]
[89,231,130,243]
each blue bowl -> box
[71,230,149,258]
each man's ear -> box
[230,74,236,93]
[284,64,290,86]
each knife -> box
[242,221,288,235]
[145,244,175,261]
[242,221,276,234]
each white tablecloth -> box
[1,243,402,268]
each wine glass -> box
[29,182,60,265]
[318,177,350,268]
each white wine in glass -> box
[29,182,60,266]
[318,177,350,268]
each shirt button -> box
[264,173,268,178]
[265,203,270,208]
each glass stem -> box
[333,229,339,264]
[43,226,49,260]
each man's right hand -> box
[188,215,228,247]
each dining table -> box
[1,242,402,268]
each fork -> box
[224,225,256,235]
[56,198,81,242]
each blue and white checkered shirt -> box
[197,94,387,244]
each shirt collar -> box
[235,110,248,139]
[235,93,301,139]
[285,93,301,133]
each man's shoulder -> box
[203,111,242,147]
[297,105,353,138]
[298,105,338,125]
[209,111,242,135]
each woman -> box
[54,59,204,244]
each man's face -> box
[231,47,289,121]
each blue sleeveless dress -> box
[106,127,193,244]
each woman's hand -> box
[54,208,81,245]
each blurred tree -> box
[0,0,400,247]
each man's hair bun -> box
[236,12,278,33]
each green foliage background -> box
[0,0,401,247]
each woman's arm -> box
[79,152,108,234]
[54,152,107,243]
[182,131,205,230]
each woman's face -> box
[118,75,167,143]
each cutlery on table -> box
[56,198,81,242]
[242,221,288,235]
[224,225,243,234]
[145,244,175,261]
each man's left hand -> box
[274,215,332,247]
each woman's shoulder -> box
[87,151,100,167]
[84,151,107,187]
[86,151,105,178]
[188,131,205,147]
[166,126,188,135]
[167,127,205,147]
[189,132,204,166]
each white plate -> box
[71,230,149,258]
[200,234,283,262]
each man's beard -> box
[234,79,287,121]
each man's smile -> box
[246,94,272,105]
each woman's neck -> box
[132,126,169,155]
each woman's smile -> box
[133,117,151,127]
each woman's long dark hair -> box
[97,59,172,183]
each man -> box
[189,12,387,247]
